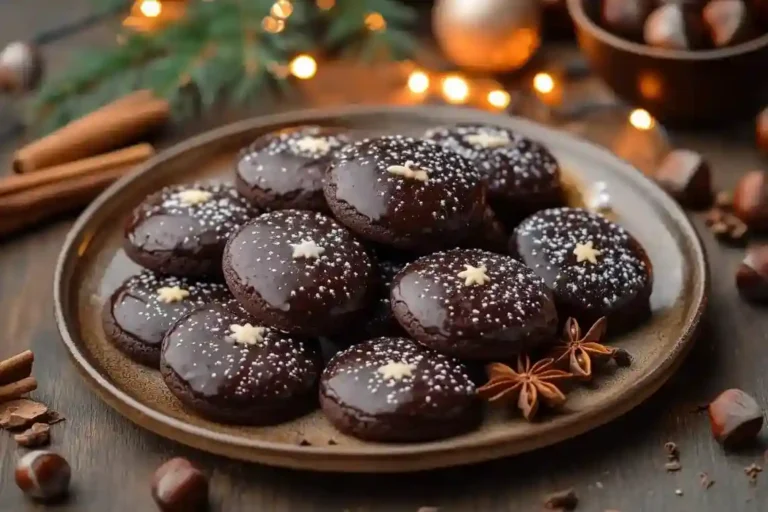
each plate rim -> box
[53,104,709,472]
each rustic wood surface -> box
[1,1,768,510]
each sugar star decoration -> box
[291,239,325,260]
[464,131,511,149]
[573,241,602,264]
[294,136,331,154]
[377,361,416,381]
[386,161,430,183]
[228,323,266,346]
[457,264,491,286]
[177,189,213,206]
[156,286,190,303]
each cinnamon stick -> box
[14,90,169,173]
[0,376,37,403]
[0,351,34,386]
[0,144,154,197]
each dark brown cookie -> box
[222,210,374,336]
[235,125,351,212]
[424,124,564,228]
[391,248,558,360]
[320,337,481,442]
[324,135,486,252]
[160,303,322,425]
[102,272,234,367]
[124,183,257,277]
[513,207,653,333]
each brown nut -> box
[758,107,768,156]
[151,457,209,512]
[15,450,71,502]
[733,170,768,231]
[654,149,713,209]
[736,244,768,303]
[708,388,764,447]
[644,3,709,49]
[703,0,757,47]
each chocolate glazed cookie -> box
[324,135,486,252]
[320,337,481,442]
[513,207,653,334]
[391,248,558,360]
[124,183,257,277]
[425,124,565,228]
[161,303,322,425]
[223,210,375,336]
[235,125,351,212]
[102,272,234,367]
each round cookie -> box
[513,207,653,333]
[425,123,564,227]
[320,337,481,442]
[391,248,558,360]
[223,210,374,336]
[102,272,234,367]
[124,183,257,277]
[235,125,351,212]
[324,135,486,252]
[160,303,322,425]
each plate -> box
[54,105,707,472]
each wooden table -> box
[2,2,768,510]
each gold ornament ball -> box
[433,0,541,72]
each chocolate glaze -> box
[460,206,510,254]
[513,207,653,333]
[324,135,486,252]
[160,303,322,425]
[124,183,257,277]
[391,248,558,360]
[320,337,481,442]
[223,210,374,336]
[235,125,351,212]
[425,124,564,228]
[102,272,233,367]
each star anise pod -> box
[547,317,630,381]
[477,356,571,421]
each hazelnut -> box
[644,3,709,49]
[703,0,757,47]
[601,0,655,41]
[151,457,209,512]
[757,107,768,156]
[14,450,71,502]
[654,149,713,209]
[733,170,768,230]
[736,244,768,303]
[708,388,764,447]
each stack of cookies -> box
[103,123,653,443]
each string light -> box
[365,12,386,32]
[487,89,511,109]
[139,0,162,18]
[533,72,555,95]
[271,1,293,20]
[262,16,285,33]
[629,109,655,131]
[290,54,317,79]
[316,0,335,9]
[442,75,469,104]
[407,71,430,94]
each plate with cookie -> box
[54,105,707,472]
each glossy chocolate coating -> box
[320,337,481,442]
[324,135,486,252]
[235,125,351,212]
[124,183,257,277]
[424,124,564,228]
[391,248,558,360]
[222,210,374,336]
[514,207,653,333]
[160,303,322,425]
[102,272,233,367]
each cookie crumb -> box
[543,488,578,510]
[328,439,337,445]
[744,463,762,485]
[665,461,682,472]
[595,481,604,489]
[675,489,683,496]
[299,439,312,446]
[699,472,714,489]
[13,422,50,447]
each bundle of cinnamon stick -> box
[0,90,170,237]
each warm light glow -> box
[629,109,655,131]
[262,16,285,33]
[139,0,162,18]
[487,89,511,109]
[271,0,293,20]
[407,71,430,94]
[533,72,555,94]
[365,12,386,31]
[316,0,335,9]
[290,54,317,79]
[442,75,470,104]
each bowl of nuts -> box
[567,0,768,126]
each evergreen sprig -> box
[31,0,418,133]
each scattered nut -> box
[654,149,713,209]
[14,422,50,447]
[745,463,763,485]
[757,107,768,156]
[715,190,733,209]
[708,389,764,447]
[704,208,749,245]
[736,245,768,303]
[543,488,578,510]
[15,450,71,502]
[699,472,714,489]
[151,457,209,512]
[733,170,768,231]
